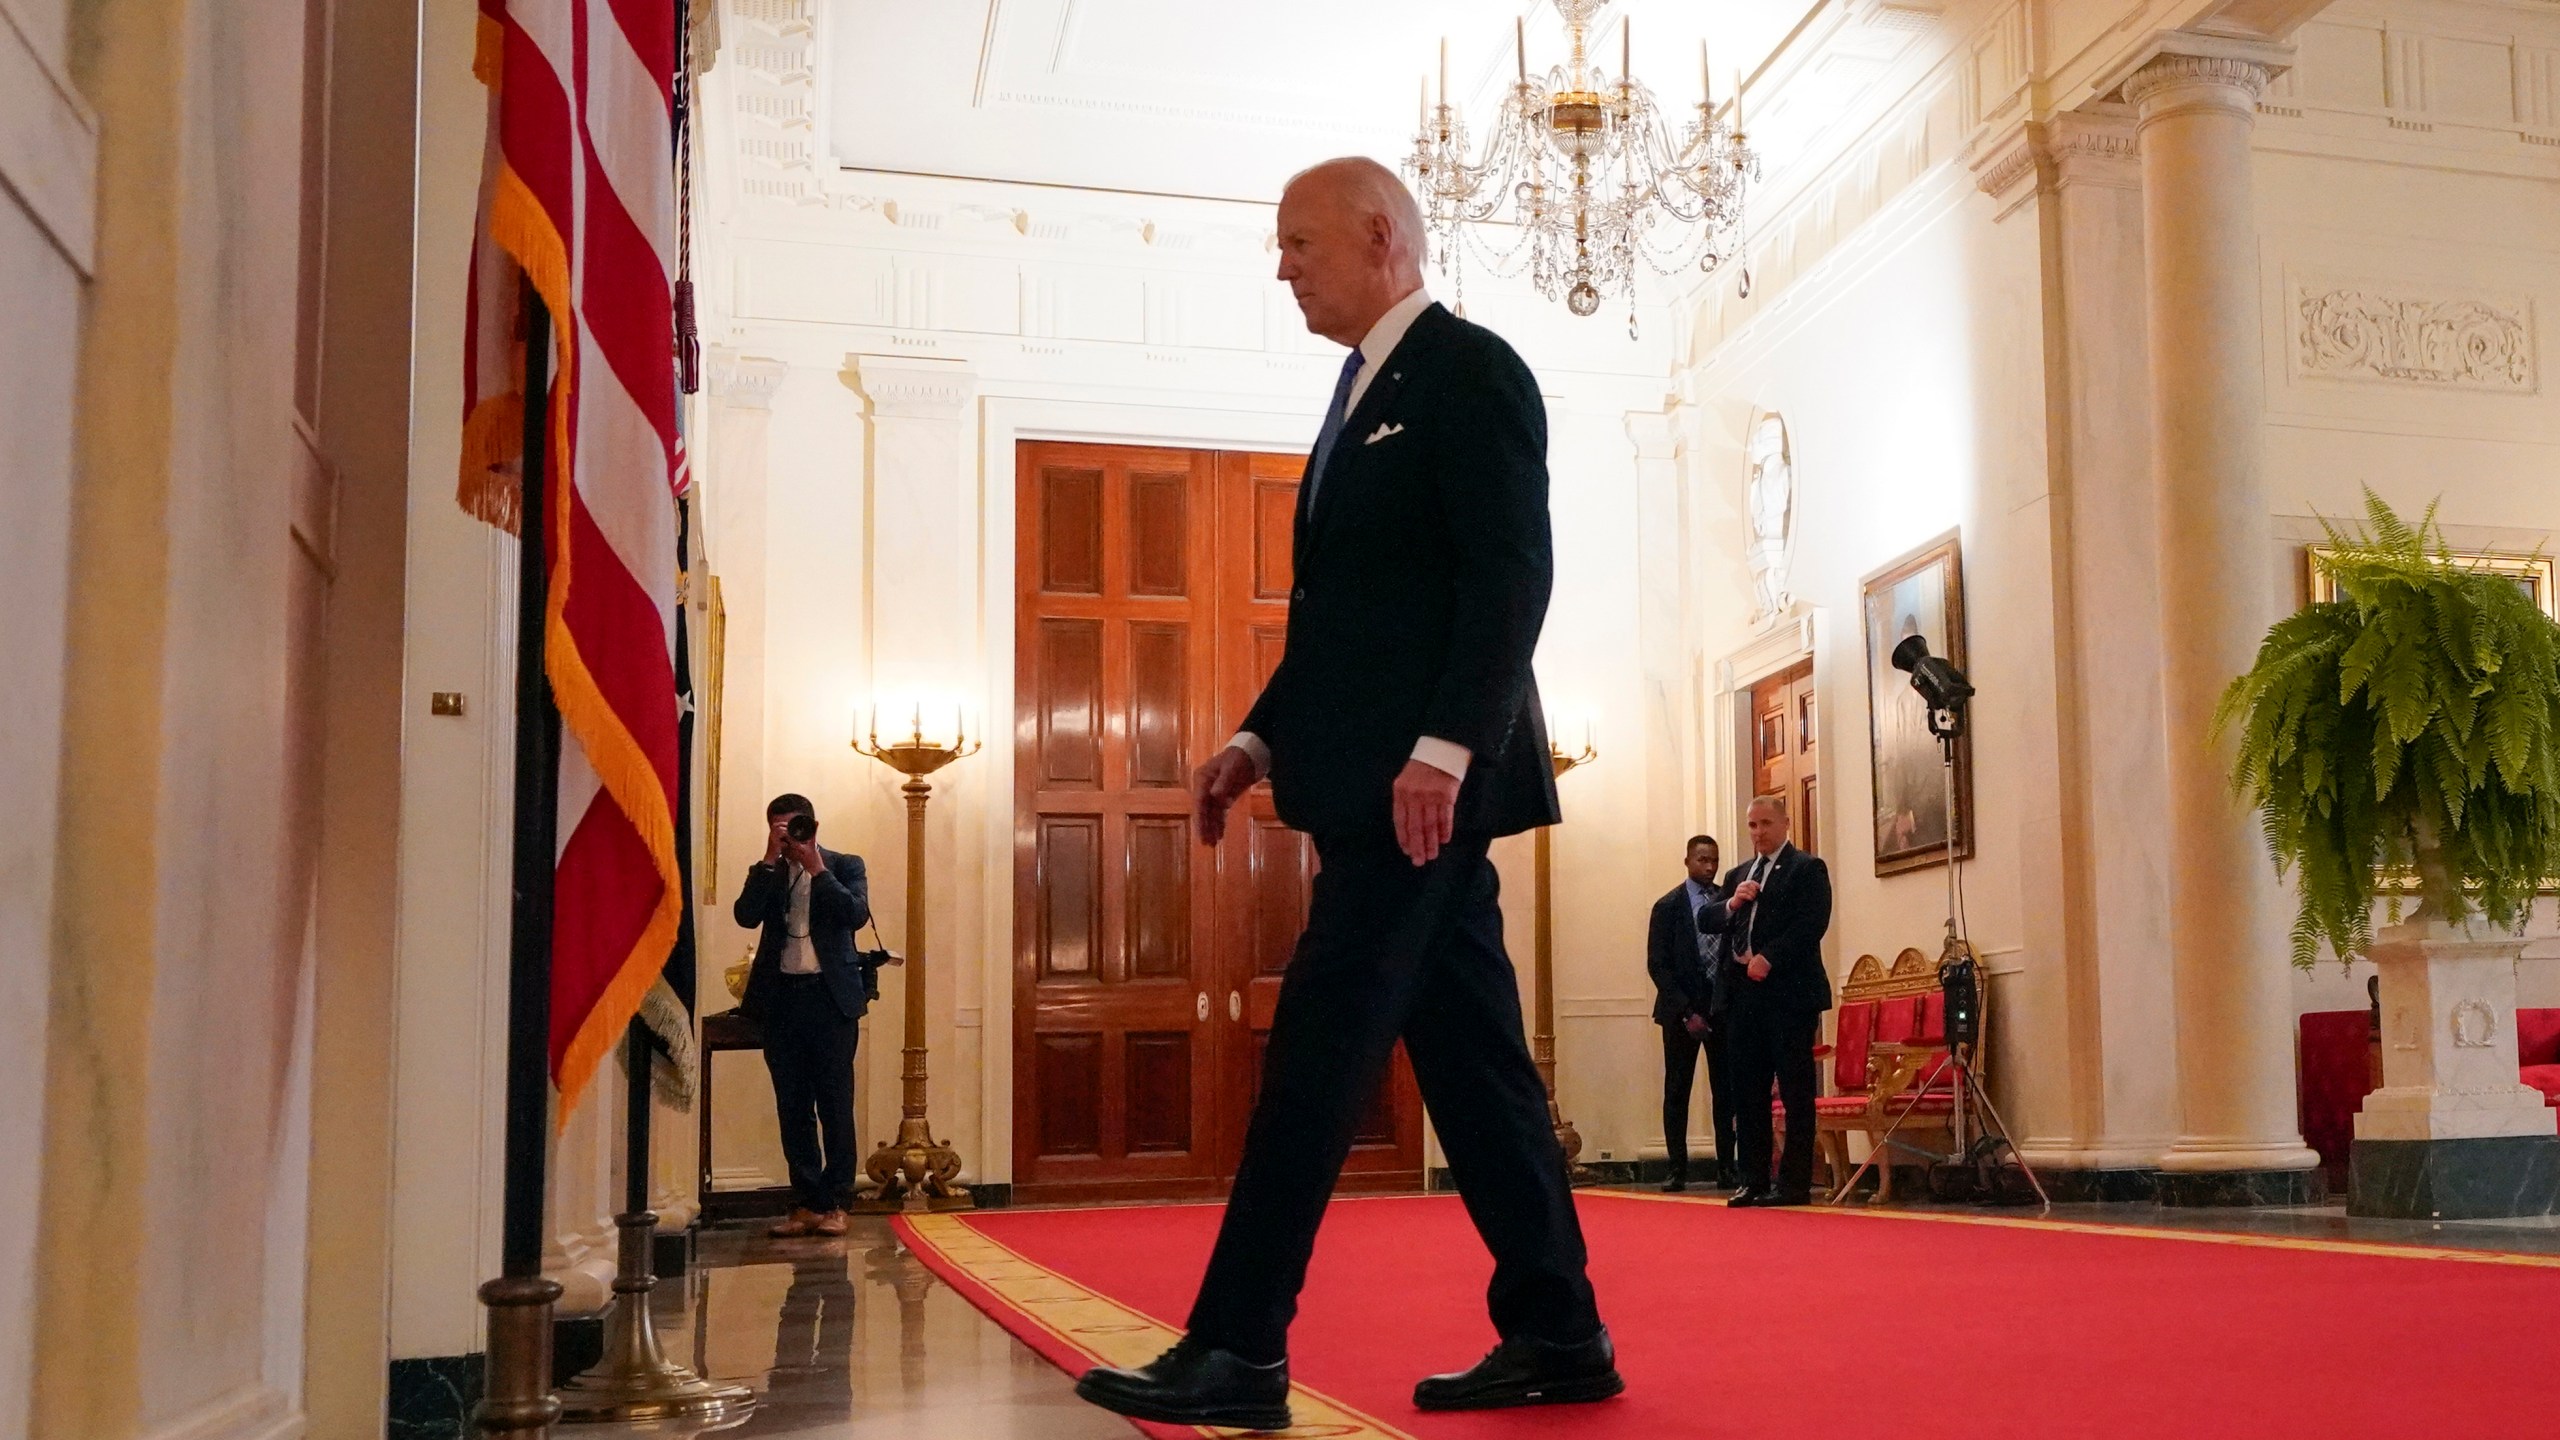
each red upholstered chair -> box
[2295,1006,2560,1187]
[1812,948,1968,1203]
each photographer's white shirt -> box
[780,865,820,974]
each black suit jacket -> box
[1647,884,1720,1025]
[732,848,874,1023]
[1698,845,1834,1016]
[1241,302,1561,840]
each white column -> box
[2125,49,2320,1183]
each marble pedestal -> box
[2349,921,2560,1219]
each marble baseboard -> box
[385,1355,479,1440]
[653,1227,693,1278]
[384,1318,617,1440]
[2349,1135,2560,1220]
[971,1182,1015,1209]
[2154,1167,2328,1208]
[2035,1168,2161,1203]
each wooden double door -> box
[1012,441,1425,1202]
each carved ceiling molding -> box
[725,0,823,206]
[2289,277,2538,394]
[842,355,979,419]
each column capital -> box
[1971,108,2140,219]
[841,355,977,419]
[1623,407,1683,462]
[2108,32,2291,121]
[705,350,787,410]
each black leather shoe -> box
[1413,1329,1625,1412]
[1714,1165,1742,1190]
[1075,1338,1291,1432]
[1727,1186,1770,1207]
[1659,1175,1688,1193]
[1736,1187,1814,1208]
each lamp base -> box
[856,1117,975,1212]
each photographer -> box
[733,793,873,1238]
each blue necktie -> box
[1301,348,1367,513]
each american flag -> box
[459,0,685,1123]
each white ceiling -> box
[825,0,1820,204]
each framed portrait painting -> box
[2304,545,2558,622]
[1862,531,1973,876]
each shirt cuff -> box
[1409,736,1472,781]
[1225,732,1272,778]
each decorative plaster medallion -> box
[2294,283,2536,393]
[2450,999,2498,1049]
[1745,411,1797,622]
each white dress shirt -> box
[1226,286,1472,783]
[779,864,819,974]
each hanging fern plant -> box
[2216,490,2560,968]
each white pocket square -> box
[1362,422,1406,444]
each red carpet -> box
[896,1191,2560,1439]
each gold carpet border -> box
[1604,1187,2560,1269]
[902,1212,1421,1440]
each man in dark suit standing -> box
[1648,835,1736,1192]
[1076,157,1614,1434]
[1699,795,1833,1206]
[733,792,873,1238]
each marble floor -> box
[573,1218,1128,1440]
[570,1189,2560,1439]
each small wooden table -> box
[696,1009,797,1221]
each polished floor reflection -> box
[574,1217,1132,1439]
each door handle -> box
[1197,992,1210,1022]
[1229,991,1243,1022]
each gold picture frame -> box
[1862,531,1973,877]
[2304,544,2558,622]
[700,573,726,905]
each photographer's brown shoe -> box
[768,1208,821,1238]
[813,1210,849,1237]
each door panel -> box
[1016,443,1424,1202]
[1016,445,1222,1197]
[1746,660,1819,857]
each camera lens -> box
[786,814,816,843]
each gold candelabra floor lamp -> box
[1533,728,1597,1181]
[854,705,980,1213]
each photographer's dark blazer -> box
[732,849,873,1023]
[1647,883,1720,1025]
[1698,844,1834,1017]
[1240,301,1561,841]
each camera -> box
[785,812,818,844]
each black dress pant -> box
[1726,1004,1820,1194]
[761,973,861,1212]
[1659,1019,1737,1182]
[1185,832,1602,1365]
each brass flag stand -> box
[553,1020,755,1426]
[853,708,980,1211]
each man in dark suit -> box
[1648,835,1736,1193]
[733,792,873,1238]
[1076,157,1614,1434]
[1698,795,1833,1206]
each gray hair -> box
[1747,794,1790,818]
[1285,156,1426,274]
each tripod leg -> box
[1824,1053,1956,1206]
[1960,1065,2049,1210]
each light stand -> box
[1832,646,2047,1209]
[853,706,980,1212]
[1531,735,1598,1179]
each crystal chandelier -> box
[1406,0,1758,335]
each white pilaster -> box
[2126,47,2321,1177]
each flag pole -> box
[477,294,563,1439]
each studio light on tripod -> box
[1890,633,1975,716]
